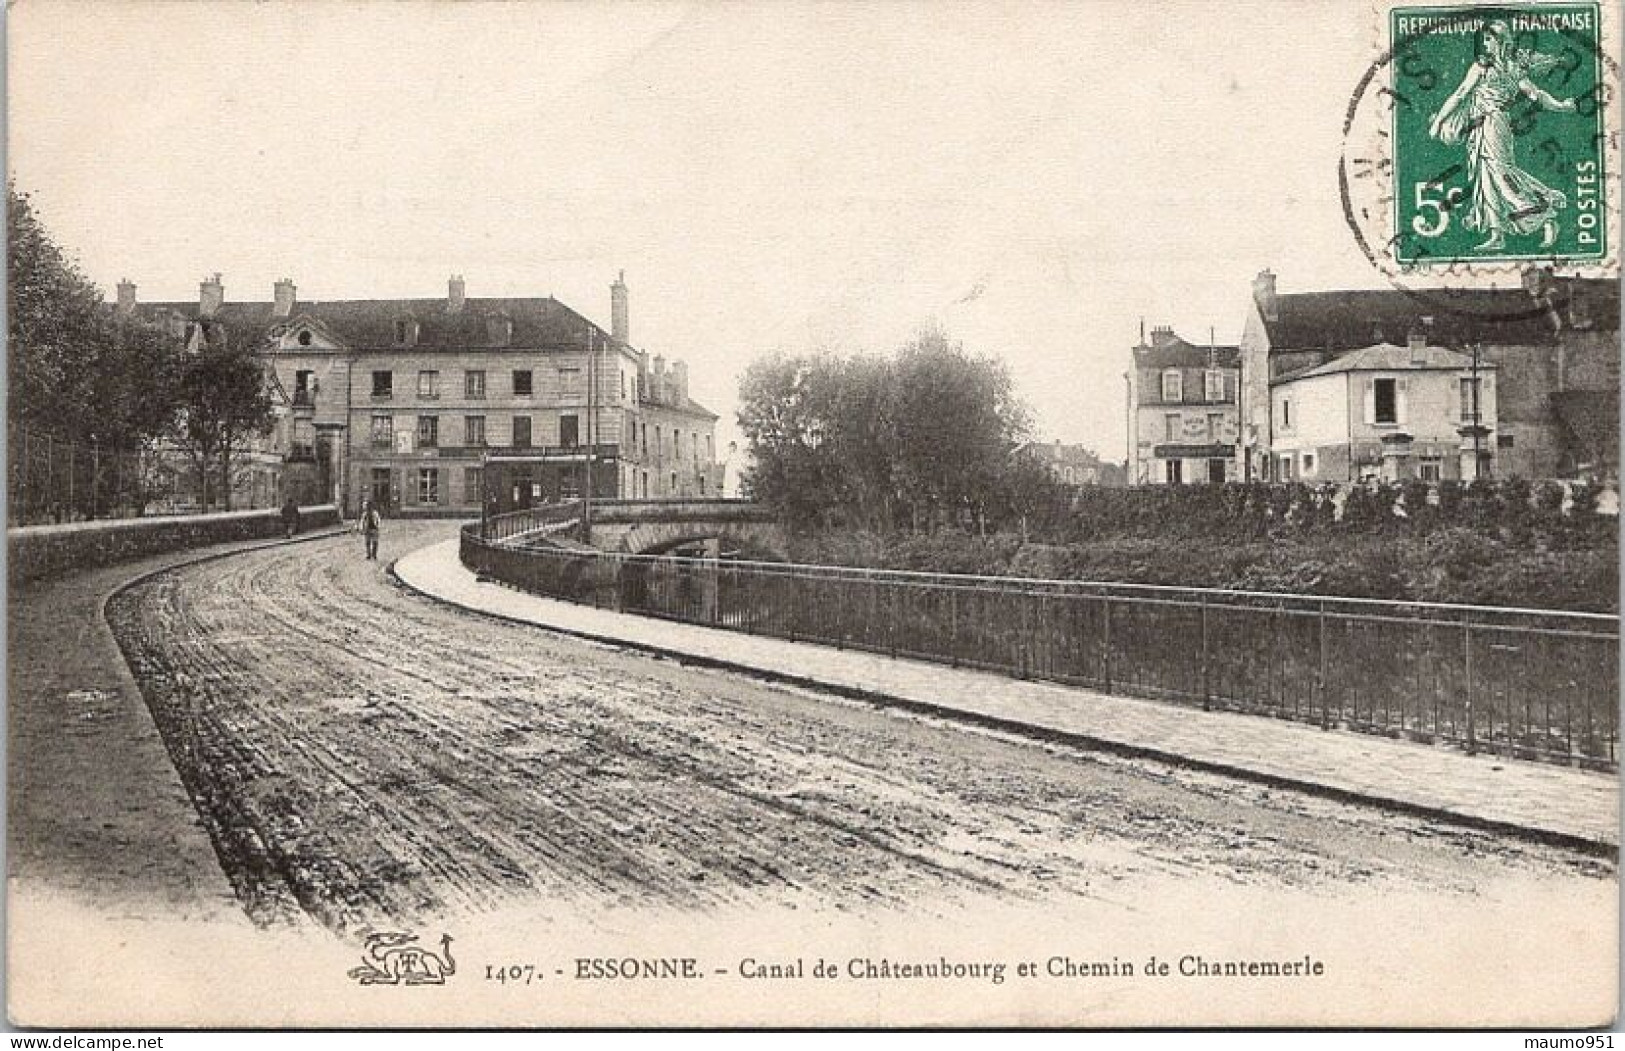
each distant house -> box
[1241,269,1618,481]
[1013,440,1110,489]
[1128,327,1240,485]
[1269,334,1498,483]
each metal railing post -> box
[888,577,898,658]
[1200,593,1211,711]
[1318,600,1330,730]
[1019,592,1031,678]
[1464,610,1476,756]
[1102,594,1114,695]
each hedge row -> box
[1050,479,1617,542]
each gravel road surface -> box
[104,523,1611,936]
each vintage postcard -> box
[6,0,1620,1031]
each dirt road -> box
[104,523,1610,936]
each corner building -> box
[1241,269,1619,482]
[1128,326,1241,485]
[132,273,722,514]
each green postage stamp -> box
[1387,3,1610,266]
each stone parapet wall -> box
[8,505,340,587]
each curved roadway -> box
[105,523,1610,935]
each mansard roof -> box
[1132,330,1240,369]
[132,295,611,352]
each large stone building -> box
[127,272,722,514]
[1128,326,1241,485]
[1241,269,1618,482]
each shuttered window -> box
[1367,377,1406,425]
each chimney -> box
[611,270,629,344]
[1252,269,1278,321]
[651,354,667,403]
[273,278,296,319]
[671,360,689,404]
[1407,328,1428,364]
[199,273,224,318]
[116,279,137,316]
[448,274,466,314]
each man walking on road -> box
[280,496,300,539]
[357,500,382,561]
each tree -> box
[737,351,844,528]
[8,184,182,518]
[9,186,103,438]
[887,327,1030,530]
[737,327,1035,532]
[172,335,276,511]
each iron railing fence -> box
[460,526,1619,768]
[482,501,585,544]
[9,428,155,525]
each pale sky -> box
[10,0,1396,460]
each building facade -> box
[1241,269,1618,482]
[129,272,722,514]
[1128,326,1240,485]
[1013,440,1112,489]
[1268,336,1499,483]
[118,277,295,512]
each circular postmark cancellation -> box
[1340,2,1621,320]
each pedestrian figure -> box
[357,499,383,561]
[280,495,300,539]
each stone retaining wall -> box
[8,505,341,587]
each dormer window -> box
[393,318,416,346]
[486,315,513,347]
[1161,369,1182,402]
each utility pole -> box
[1238,341,1250,483]
[1471,341,1487,479]
[583,327,595,541]
[1454,339,1490,482]
[1123,370,1133,485]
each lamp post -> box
[479,442,490,540]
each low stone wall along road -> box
[104,523,1610,935]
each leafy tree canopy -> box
[8,184,180,447]
[738,327,1063,532]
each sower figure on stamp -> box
[1428,20,1579,251]
[356,498,383,561]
